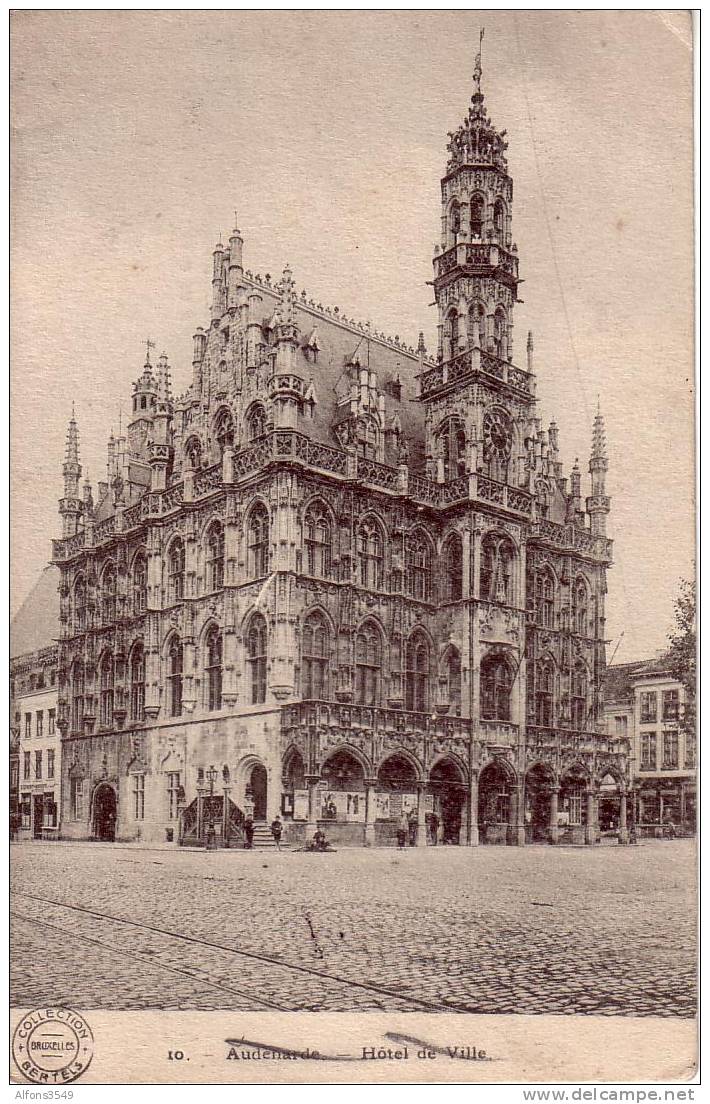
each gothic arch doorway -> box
[93,783,117,842]
[247,763,268,821]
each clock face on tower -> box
[483,408,513,459]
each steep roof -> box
[10,564,61,659]
[604,656,672,704]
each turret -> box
[128,345,158,459]
[59,406,83,537]
[150,353,174,491]
[270,265,304,429]
[192,327,207,392]
[211,239,226,321]
[227,216,244,310]
[586,402,610,536]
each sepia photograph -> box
[10,9,696,1088]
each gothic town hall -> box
[52,56,631,849]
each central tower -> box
[433,36,520,366]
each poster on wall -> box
[346,792,365,822]
[375,792,390,820]
[293,789,308,821]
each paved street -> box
[11,839,696,1017]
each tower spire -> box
[473,27,484,95]
[60,406,83,537]
[587,403,610,536]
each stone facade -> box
[11,646,60,839]
[52,53,629,847]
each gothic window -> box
[356,417,378,460]
[572,579,589,635]
[304,505,332,577]
[493,306,507,360]
[480,534,515,604]
[534,658,555,727]
[480,654,512,721]
[204,625,223,712]
[437,417,467,480]
[168,539,185,602]
[449,200,460,244]
[73,576,86,632]
[467,302,486,348]
[443,534,463,601]
[493,198,505,239]
[355,621,382,706]
[167,635,183,717]
[99,651,114,728]
[71,660,84,733]
[446,308,459,361]
[533,566,555,627]
[215,408,234,455]
[357,518,384,589]
[302,612,329,699]
[405,632,430,712]
[404,530,432,601]
[246,615,267,704]
[570,662,588,730]
[247,503,269,578]
[185,436,202,470]
[443,646,462,715]
[129,643,145,723]
[482,406,512,480]
[101,562,116,623]
[470,194,485,239]
[132,551,147,614]
[205,521,225,592]
[246,404,267,442]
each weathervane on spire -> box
[144,337,155,365]
[473,27,485,94]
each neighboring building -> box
[52,50,629,848]
[10,566,61,839]
[604,657,695,835]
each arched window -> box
[405,531,432,601]
[204,626,223,712]
[480,655,512,721]
[302,612,329,699]
[246,615,267,704]
[132,552,147,614]
[246,404,267,442]
[168,539,185,603]
[443,647,462,715]
[205,522,224,592]
[405,632,430,712]
[493,198,505,238]
[573,579,589,635]
[215,408,234,455]
[467,302,486,349]
[480,534,515,604]
[73,576,86,632]
[535,658,555,727]
[470,194,485,239]
[355,621,382,705]
[571,662,588,730]
[447,308,459,361]
[535,567,555,628]
[71,660,84,733]
[449,200,460,243]
[99,651,114,728]
[444,534,463,601]
[494,307,507,360]
[101,563,116,623]
[357,519,384,589]
[304,505,331,577]
[185,437,202,471]
[167,636,183,717]
[129,643,145,722]
[247,503,269,578]
[437,418,467,480]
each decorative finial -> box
[144,337,155,365]
[473,27,485,95]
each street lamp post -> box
[205,764,218,849]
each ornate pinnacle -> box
[65,406,80,466]
[591,402,608,465]
[472,27,484,95]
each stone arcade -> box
[52,48,630,847]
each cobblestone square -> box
[10,838,696,1017]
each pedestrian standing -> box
[244,815,254,849]
[408,806,418,846]
[396,812,408,850]
[429,811,440,846]
[271,815,283,850]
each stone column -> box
[364,778,377,847]
[548,786,559,844]
[585,788,597,845]
[618,789,628,845]
[416,781,428,847]
[466,769,479,846]
[305,773,320,839]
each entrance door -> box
[93,784,117,841]
[33,795,43,839]
[250,764,267,821]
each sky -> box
[10,10,694,663]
